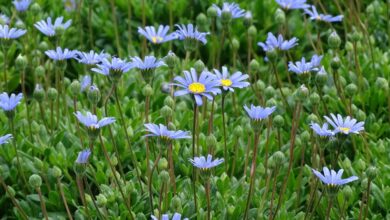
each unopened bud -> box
[29,174,42,188]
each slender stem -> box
[149,149,162,212]
[9,118,27,187]
[221,94,228,172]
[243,131,261,220]
[21,69,33,141]
[145,94,151,190]
[217,29,226,68]
[127,0,133,52]
[206,177,211,220]
[57,177,73,220]
[264,120,272,173]
[76,175,90,219]
[36,187,49,220]
[88,3,94,48]
[230,138,239,176]
[244,135,251,177]
[168,142,177,194]
[50,100,54,134]
[0,178,28,219]
[38,103,49,133]
[257,169,273,217]
[271,62,288,107]
[83,176,104,219]
[268,167,280,219]
[109,0,122,56]
[192,103,198,212]
[326,197,334,220]
[73,97,84,147]
[141,0,146,57]
[2,45,8,91]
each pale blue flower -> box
[0,134,12,145]
[151,213,188,220]
[312,167,358,186]
[173,68,221,106]
[0,25,26,39]
[244,104,276,121]
[80,75,92,92]
[129,56,165,71]
[45,47,78,61]
[175,24,209,45]
[305,5,343,23]
[310,122,334,137]
[74,111,115,129]
[275,0,309,10]
[76,149,91,164]
[13,0,32,12]
[34,16,72,37]
[91,57,132,76]
[258,32,298,52]
[144,123,190,140]
[213,66,250,92]
[324,114,364,135]
[288,55,323,74]
[212,2,246,19]
[0,93,23,111]
[189,154,224,170]
[76,50,108,65]
[138,25,177,44]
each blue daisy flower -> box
[310,122,334,137]
[151,213,188,220]
[45,47,78,61]
[213,66,250,92]
[0,134,12,145]
[212,2,246,19]
[74,111,115,130]
[13,0,32,12]
[304,5,343,23]
[244,104,276,121]
[312,167,358,186]
[34,16,72,37]
[189,154,224,170]
[175,24,209,45]
[144,123,190,141]
[80,75,92,92]
[130,55,166,71]
[173,68,221,106]
[76,149,91,164]
[91,57,132,77]
[324,114,364,135]
[76,50,109,65]
[0,14,10,25]
[138,25,177,44]
[258,32,298,52]
[288,54,323,75]
[0,25,26,40]
[0,93,23,111]
[275,0,309,10]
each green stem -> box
[9,118,27,187]
[221,94,228,172]
[57,177,73,220]
[36,187,49,220]
[192,102,198,213]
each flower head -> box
[80,75,92,92]
[0,93,23,111]
[175,24,209,45]
[151,213,188,220]
[0,14,10,25]
[189,154,224,170]
[275,0,309,10]
[91,57,132,78]
[244,104,276,121]
[74,111,115,130]
[324,114,364,135]
[258,32,298,52]
[0,25,26,40]
[213,67,250,92]
[173,68,221,106]
[34,17,72,37]
[305,5,343,23]
[288,55,323,74]
[310,122,334,137]
[75,50,108,65]
[312,167,358,186]
[0,134,12,145]
[130,56,165,71]
[13,0,32,12]
[76,149,91,164]
[212,2,246,19]
[45,47,77,61]
[144,123,190,141]
[138,25,177,44]
[63,0,76,12]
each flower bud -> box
[306,114,319,124]
[221,8,232,25]
[51,166,62,178]
[295,85,309,101]
[266,98,277,108]
[375,77,389,91]
[33,84,45,102]
[110,155,118,166]
[38,42,49,52]
[16,54,28,70]
[167,122,176,131]
[243,11,252,27]
[249,59,260,77]
[233,125,243,136]
[96,194,107,207]
[159,170,170,183]
[206,134,217,148]
[70,80,81,97]
[207,6,218,18]
[29,174,42,188]
[345,83,357,98]
[164,96,175,108]
[309,92,320,105]
[160,105,173,118]
[196,13,208,28]
[194,60,205,73]
[356,110,366,121]
[355,158,366,171]
[328,32,341,49]
[164,51,177,69]
[273,115,284,128]
[142,84,154,97]
[172,196,182,212]
[136,213,147,220]
[54,26,65,36]
[350,28,362,42]
[87,85,101,105]
[253,80,265,92]
[48,88,58,100]
[275,8,286,25]
[15,20,25,29]
[266,49,278,62]
[231,38,240,51]
[361,178,368,190]
[345,41,353,52]
[248,25,257,39]
[300,131,310,143]
[31,3,41,15]
[342,185,353,200]
[273,151,285,164]
[34,157,43,170]
[366,166,377,180]
[315,70,328,85]
[158,158,168,170]
[265,86,275,99]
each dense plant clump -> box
[0,0,389,219]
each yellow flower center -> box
[152,36,163,44]
[221,79,232,87]
[339,127,350,133]
[188,82,206,94]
